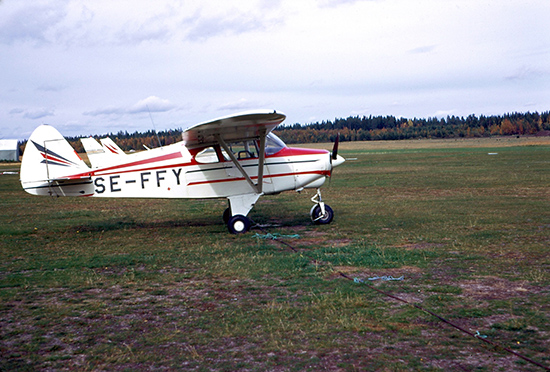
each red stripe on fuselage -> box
[66,151,184,179]
[186,170,330,187]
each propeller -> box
[328,133,342,179]
[331,133,339,161]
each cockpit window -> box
[265,133,286,155]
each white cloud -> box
[83,96,176,117]
[217,98,263,112]
[129,96,176,114]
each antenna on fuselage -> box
[147,105,163,148]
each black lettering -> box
[156,170,167,187]
[172,168,182,185]
[110,175,121,192]
[141,172,151,189]
[94,177,105,194]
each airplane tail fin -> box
[21,124,94,196]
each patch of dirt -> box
[458,276,543,301]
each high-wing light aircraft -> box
[20,110,345,233]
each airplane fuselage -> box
[31,141,334,199]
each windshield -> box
[265,133,286,155]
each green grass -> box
[1,140,549,371]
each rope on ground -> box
[357,275,405,282]
[252,232,301,240]
[256,225,550,371]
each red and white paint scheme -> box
[20,110,345,233]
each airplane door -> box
[264,156,296,193]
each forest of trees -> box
[275,111,550,144]
[18,111,550,154]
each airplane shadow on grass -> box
[71,214,314,234]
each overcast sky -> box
[1,0,549,140]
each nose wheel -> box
[310,188,334,225]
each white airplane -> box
[20,110,345,234]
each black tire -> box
[223,207,231,224]
[310,204,334,225]
[227,215,251,234]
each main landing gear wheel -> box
[222,207,231,224]
[310,204,334,225]
[227,214,251,234]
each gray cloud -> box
[505,66,545,81]
[82,107,125,118]
[0,4,67,45]
[184,14,269,42]
[36,84,66,92]
[10,107,55,120]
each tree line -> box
[18,111,550,154]
[275,111,550,144]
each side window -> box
[227,140,259,160]
[196,134,288,163]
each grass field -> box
[1,137,549,371]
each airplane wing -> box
[183,110,286,195]
[183,110,286,149]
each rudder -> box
[21,124,93,196]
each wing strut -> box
[256,128,267,192]
[215,133,266,194]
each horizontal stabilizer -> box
[100,137,126,155]
[81,137,126,168]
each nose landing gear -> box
[310,188,334,225]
